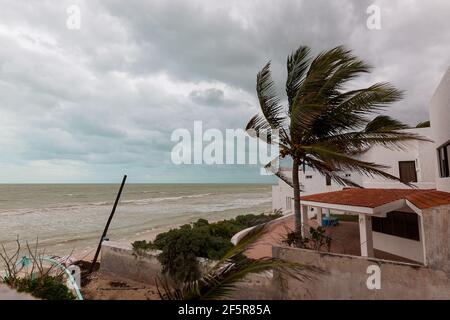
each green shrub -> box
[132,239,157,254]
[330,213,358,222]
[282,226,332,252]
[132,212,282,284]
[7,275,75,300]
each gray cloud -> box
[0,0,449,182]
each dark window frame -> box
[398,161,418,183]
[437,141,450,178]
[325,175,331,186]
[372,211,420,241]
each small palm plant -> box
[246,45,427,234]
[156,225,318,300]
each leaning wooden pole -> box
[89,175,127,273]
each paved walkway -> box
[246,215,415,264]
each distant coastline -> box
[0,184,272,258]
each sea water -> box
[0,184,272,257]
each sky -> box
[0,0,449,183]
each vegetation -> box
[282,226,332,251]
[0,238,76,300]
[157,224,319,300]
[246,45,427,237]
[416,120,431,128]
[330,213,358,222]
[4,275,75,300]
[132,212,282,284]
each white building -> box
[271,68,450,268]
[273,68,450,213]
[430,68,450,193]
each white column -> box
[324,208,331,217]
[359,214,374,257]
[317,207,323,226]
[301,205,309,237]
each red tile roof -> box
[301,188,450,210]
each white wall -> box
[271,168,354,213]
[430,68,450,192]
[274,246,450,299]
[373,232,424,263]
[272,128,436,213]
[358,127,436,189]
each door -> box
[398,161,417,183]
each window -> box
[325,175,331,186]
[372,211,420,241]
[306,175,312,179]
[437,141,450,178]
[286,197,292,210]
[345,173,351,177]
[398,161,417,183]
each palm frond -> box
[306,159,363,188]
[158,224,320,300]
[246,114,290,147]
[308,83,404,138]
[416,120,430,128]
[303,145,414,187]
[286,46,311,107]
[289,46,356,138]
[319,130,431,154]
[365,115,410,132]
[263,159,295,188]
[256,62,286,129]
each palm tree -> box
[416,120,430,128]
[156,225,318,300]
[246,45,426,235]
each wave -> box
[0,193,217,216]
[189,197,271,213]
[120,193,214,205]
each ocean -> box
[0,184,272,258]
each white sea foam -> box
[0,184,272,256]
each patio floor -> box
[245,214,416,264]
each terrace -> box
[248,188,450,265]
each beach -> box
[0,184,272,259]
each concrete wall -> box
[100,240,450,299]
[422,205,450,273]
[100,241,275,299]
[273,246,450,299]
[371,205,425,263]
[373,231,424,263]
[272,168,354,213]
[101,242,164,286]
[0,284,35,300]
[430,68,450,192]
[358,127,436,189]
[231,213,293,245]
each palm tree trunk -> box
[292,159,302,234]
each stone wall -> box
[100,241,275,299]
[100,241,164,286]
[101,241,450,299]
[0,284,35,300]
[273,245,450,299]
[422,205,450,274]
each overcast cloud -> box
[0,0,449,183]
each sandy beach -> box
[0,184,272,259]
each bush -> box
[0,238,76,300]
[132,212,282,284]
[132,240,157,254]
[5,275,75,300]
[133,212,282,260]
[282,226,332,252]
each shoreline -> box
[72,210,274,262]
